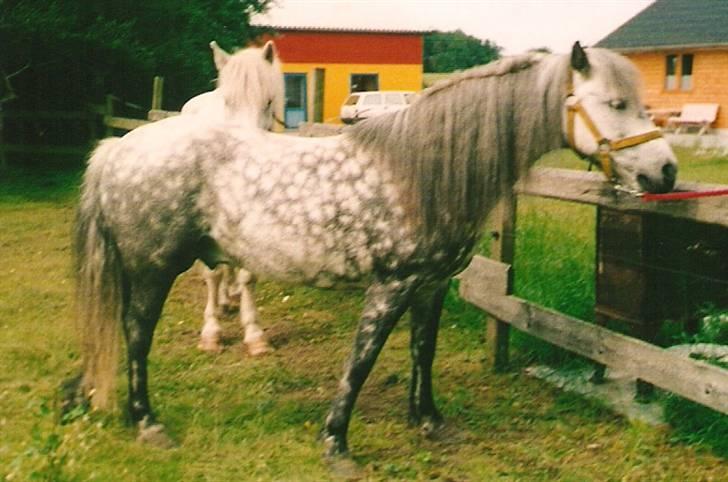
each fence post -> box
[151,76,164,111]
[486,184,517,372]
[105,94,115,137]
[88,108,97,143]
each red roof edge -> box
[257,24,432,35]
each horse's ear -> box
[570,41,590,73]
[262,40,278,64]
[210,41,230,71]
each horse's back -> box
[181,90,224,118]
[200,131,416,286]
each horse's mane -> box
[217,46,284,124]
[348,49,639,246]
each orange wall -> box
[626,49,728,129]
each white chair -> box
[667,103,719,135]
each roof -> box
[250,4,431,36]
[596,0,728,52]
[257,25,429,36]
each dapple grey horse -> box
[70,43,676,458]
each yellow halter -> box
[564,71,663,182]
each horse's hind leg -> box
[322,277,417,457]
[122,272,176,447]
[218,264,236,310]
[408,281,448,435]
[237,268,270,356]
[199,264,224,352]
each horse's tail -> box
[74,138,124,410]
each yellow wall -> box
[627,49,728,130]
[280,63,423,124]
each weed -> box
[662,306,728,457]
[6,400,80,482]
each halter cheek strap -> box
[564,71,663,183]
[273,115,289,129]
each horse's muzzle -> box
[637,162,677,194]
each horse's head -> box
[564,42,677,193]
[213,40,284,131]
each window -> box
[681,54,693,91]
[362,93,382,106]
[384,93,405,105]
[344,94,360,106]
[665,53,694,92]
[665,54,677,90]
[350,74,379,93]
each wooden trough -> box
[459,168,728,414]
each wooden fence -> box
[0,108,99,167]
[458,168,728,415]
[0,77,172,167]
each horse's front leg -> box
[199,264,224,352]
[123,273,176,447]
[408,281,448,435]
[322,277,417,457]
[236,268,270,356]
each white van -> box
[340,91,415,124]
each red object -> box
[641,189,728,202]
[269,30,423,65]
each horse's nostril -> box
[662,163,677,182]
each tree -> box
[424,30,502,73]
[0,0,271,110]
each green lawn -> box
[1,149,726,480]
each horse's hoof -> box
[245,337,271,356]
[137,423,176,449]
[419,415,445,440]
[197,337,223,353]
[326,455,363,481]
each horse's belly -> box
[222,222,376,287]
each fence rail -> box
[459,167,728,415]
[0,77,172,166]
[0,109,98,164]
[517,167,728,226]
[103,116,148,132]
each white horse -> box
[71,43,676,458]
[182,40,283,355]
[181,40,283,130]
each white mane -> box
[181,43,283,130]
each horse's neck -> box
[224,106,261,129]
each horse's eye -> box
[609,99,627,111]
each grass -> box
[1,148,727,480]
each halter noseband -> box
[564,70,663,183]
